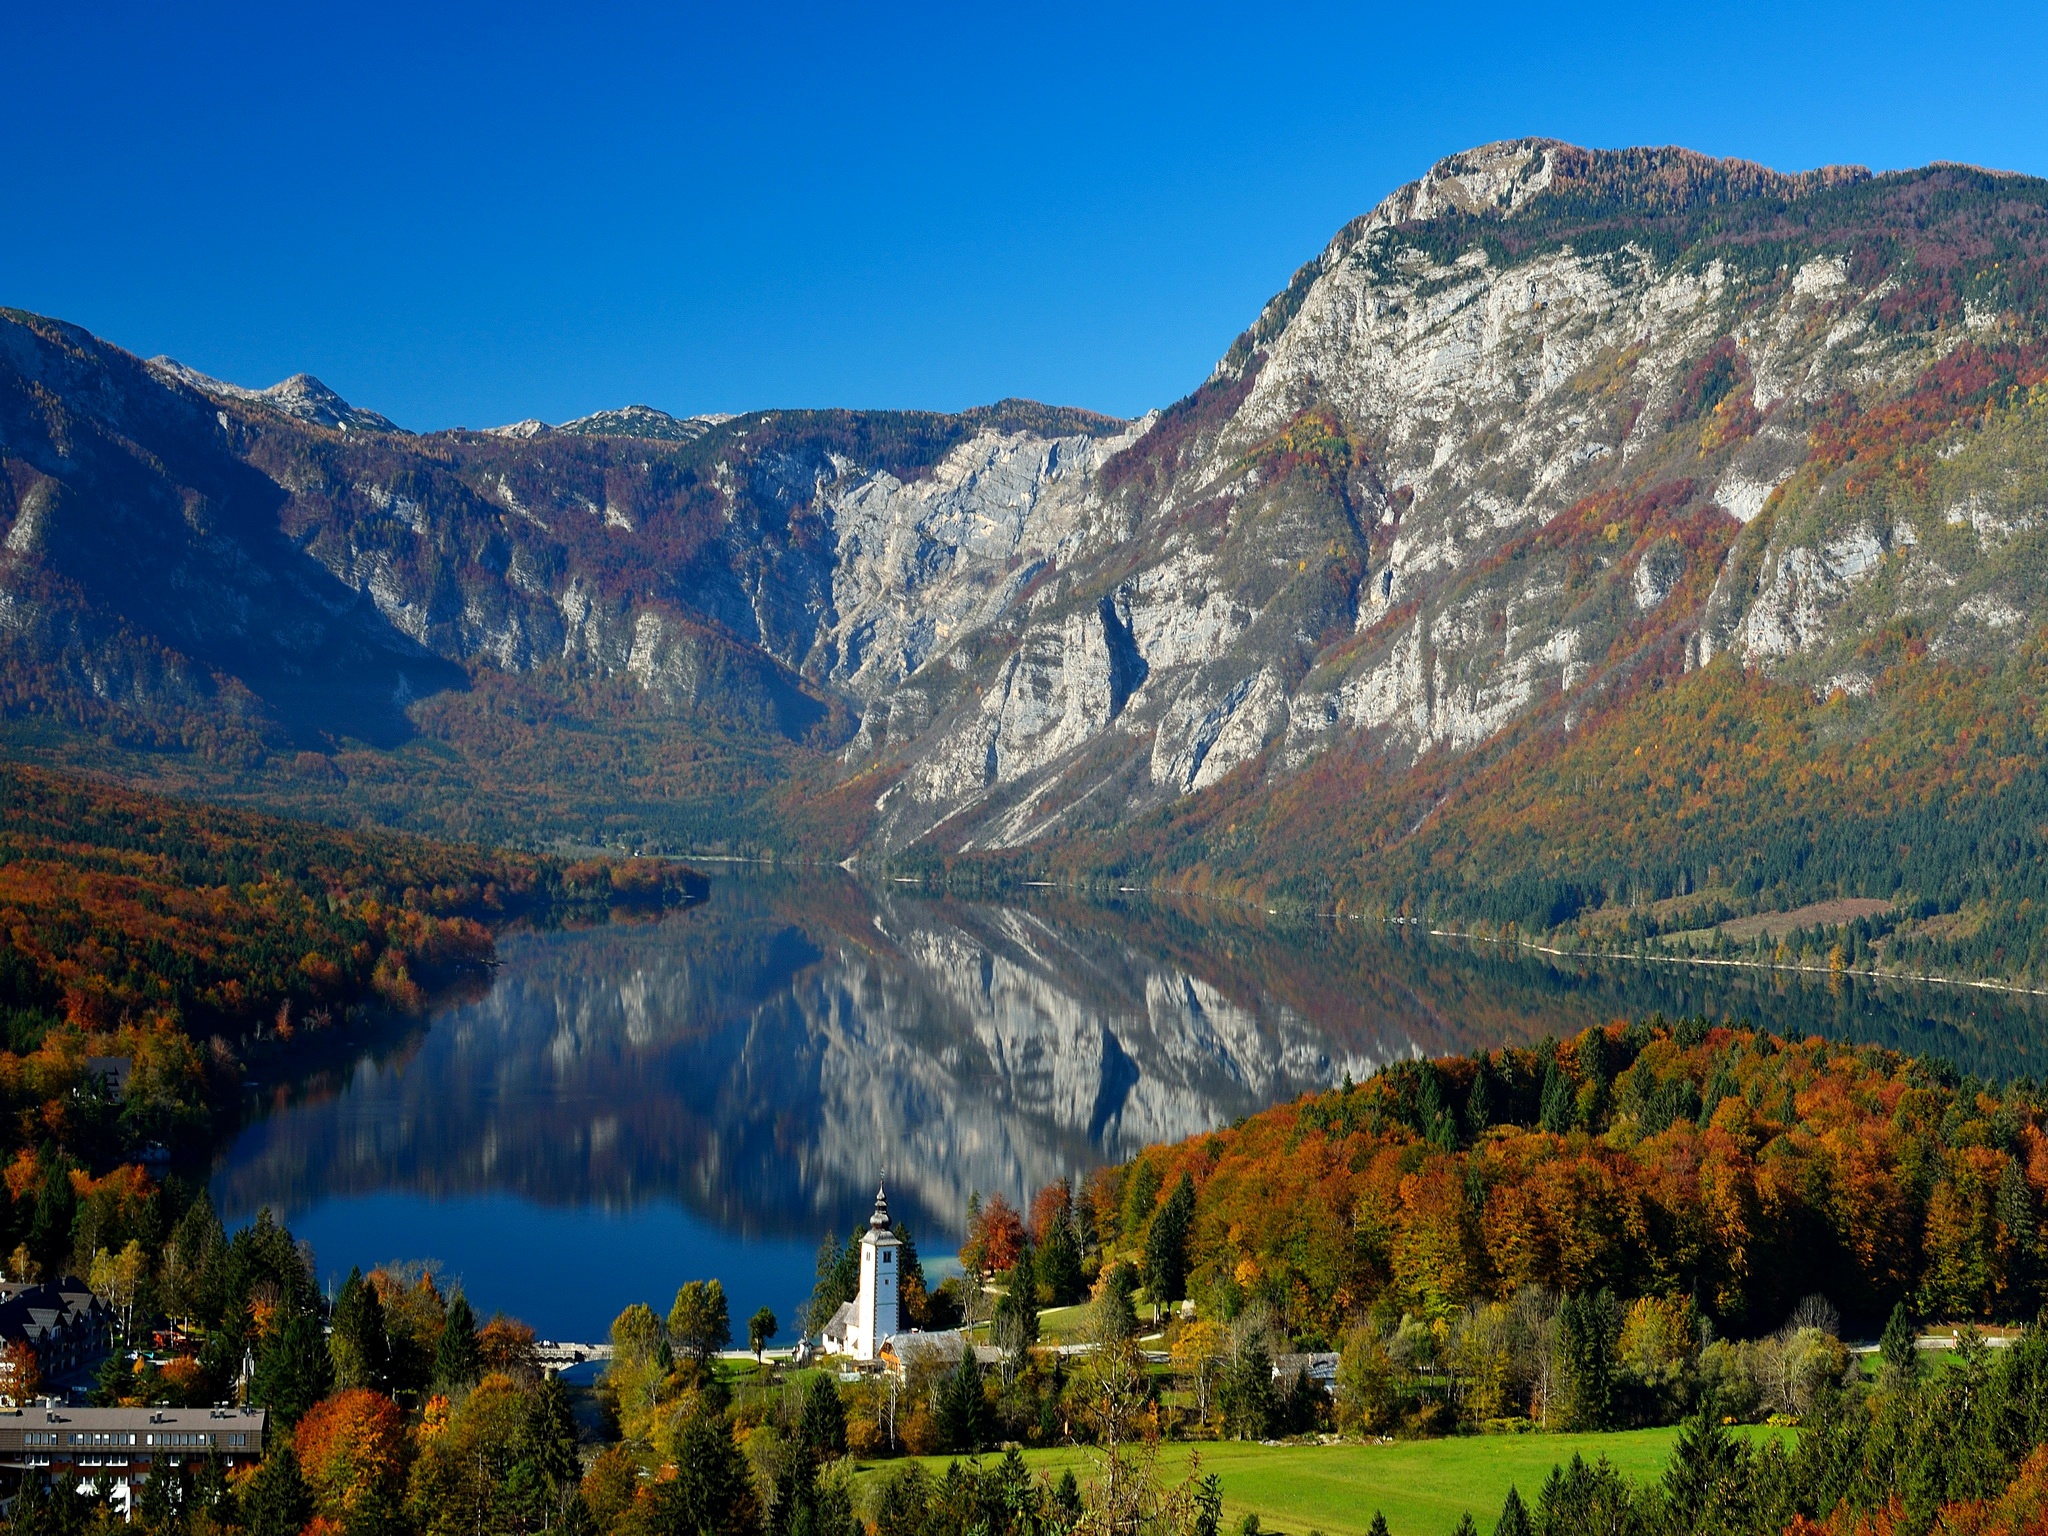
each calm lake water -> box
[210,872,2048,1346]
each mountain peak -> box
[147,357,404,434]
[1364,138,1872,235]
[557,405,733,442]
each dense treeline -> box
[1098,1020,2046,1341]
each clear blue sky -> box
[5,2,2042,431]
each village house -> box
[0,1280,114,1395]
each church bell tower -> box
[851,1182,900,1361]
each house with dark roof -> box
[0,1279,113,1391]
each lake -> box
[210,871,2048,1347]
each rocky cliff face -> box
[6,141,2048,890]
[852,142,2048,860]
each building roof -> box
[0,1405,265,1431]
[881,1331,965,1368]
[0,1278,107,1347]
[820,1301,857,1342]
[868,1183,892,1233]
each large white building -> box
[822,1183,900,1361]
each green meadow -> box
[859,1428,1792,1536]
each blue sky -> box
[5,2,2042,430]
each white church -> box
[819,1183,901,1361]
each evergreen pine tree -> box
[90,1349,131,1406]
[191,1450,233,1527]
[523,1372,582,1491]
[656,1411,760,1536]
[1661,1403,1748,1534]
[435,1292,480,1390]
[10,1471,55,1536]
[1219,1335,1277,1440]
[1879,1300,1921,1389]
[137,1457,191,1536]
[808,1233,844,1336]
[936,1351,988,1453]
[798,1372,848,1462]
[329,1267,391,1391]
[1144,1173,1196,1310]
[242,1444,313,1536]
[1467,1062,1495,1135]
[1367,1515,1390,1536]
[1551,1292,1616,1431]
[1493,1485,1531,1536]
[1040,1214,1084,1307]
[1010,1235,1038,1312]
[1451,1516,1478,1536]
[1539,1061,1576,1135]
[250,1307,331,1425]
[1999,1155,2040,1309]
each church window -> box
[882,1252,891,1265]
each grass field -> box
[857,1429,1791,1536]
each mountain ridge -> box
[10,140,2048,980]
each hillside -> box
[10,139,2048,977]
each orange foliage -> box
[296,1389,409,1520]
[1099,1021,2047,1338]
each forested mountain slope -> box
[8,140,2048,976]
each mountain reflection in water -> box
[211,873,2048,1335]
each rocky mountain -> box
[8,140,2048,967]
[147,357,405,434]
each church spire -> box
[868,1181,891,1232]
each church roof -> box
[868,1182,891,1233]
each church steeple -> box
[849,1180,901,1361]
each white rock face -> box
[816,423,1145,698]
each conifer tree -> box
[1998,1155,2040,1309]
[1879,1300,1921,1389]
[242,1444,313,1536]
[523,1372,582,1492]
[434,1291,480,1390]
[1661,1403,1749,1534]
[1493,1485,1531,1536]
[1039,1211,1084,1306]
[137,1456,191,1536]
[937,1351,989,1453]
[1010,1234,1038,1311]
[1539,1060,1576,1135]
[1551,1292,1616,1431]
[251,1306,331,1425]
[658,1412,759,1536]
[1145,1173,1196,1310]
[329,1266,391,1391]
[1467,1062,1495,1135]
[798,1372,847,1462]
[1367,1514,1390,1536]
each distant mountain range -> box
[8,139,2048,980]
